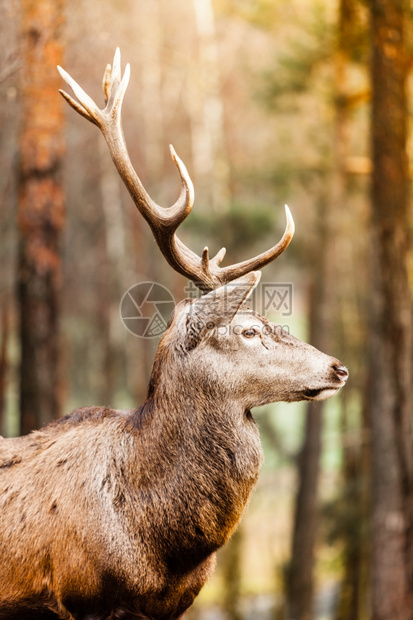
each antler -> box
[58,49,295,293]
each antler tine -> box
[201,248,211,277]
[211,247,226,266]
[58,65,101,126]
[168,146,194,225]
[111,48,122,89]
[163,204,294,293]
[58,50,295,294]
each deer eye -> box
[242,328,258,339]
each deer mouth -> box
[302,379,348,402]
[302,363,349,401]
[302,387,325,399]
[302,385,343,401]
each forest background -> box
[0,1,412,619]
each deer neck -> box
[132,369,263,557]
[145,377,263,480]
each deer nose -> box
[332,363,349,382]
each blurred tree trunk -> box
[286,197,333,620]
[285,0,357,608]
[0,0,20,436]
[0,307,9,435]
[369,1,413,619]
[134,0,166,401]
[17,0,65,433]
[333,2,370,618]
[221,527,243,620]
[190,0,230,211]
[286,406,323,620]
[335,395,370,620]
[98,136,125,406]
[138,0,165,205]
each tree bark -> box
[0,306,9,435]
[334,3,370,618]
[286,404,323,620]
[137,0,165,204]
[335,394,370,620]
[369,1,413,619]
[221,527,243,620]
[190,0,230,211]
[17,0,65,433]
[286,197,333,620]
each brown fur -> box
[0,273,347,619]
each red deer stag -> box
[0,50,348,620]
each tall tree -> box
[285,0,357,613]
[17,0,66,433]
[0,0,20,436]
[286,195,333,620]
[369,1,413,619]
[0,308,8,435]
[332,3,370,619]
[220,527,243,620]
[190,0,230,211]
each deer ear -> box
[183,272,261,351]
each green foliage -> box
[214,0,289,30]
[258,4,334,108]
[338,0,370,64]
[257,0,369,111]
[261,7,334,110]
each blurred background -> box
[0,1,412,619]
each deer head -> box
[57,49,348,410]
[149,272,348,416]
